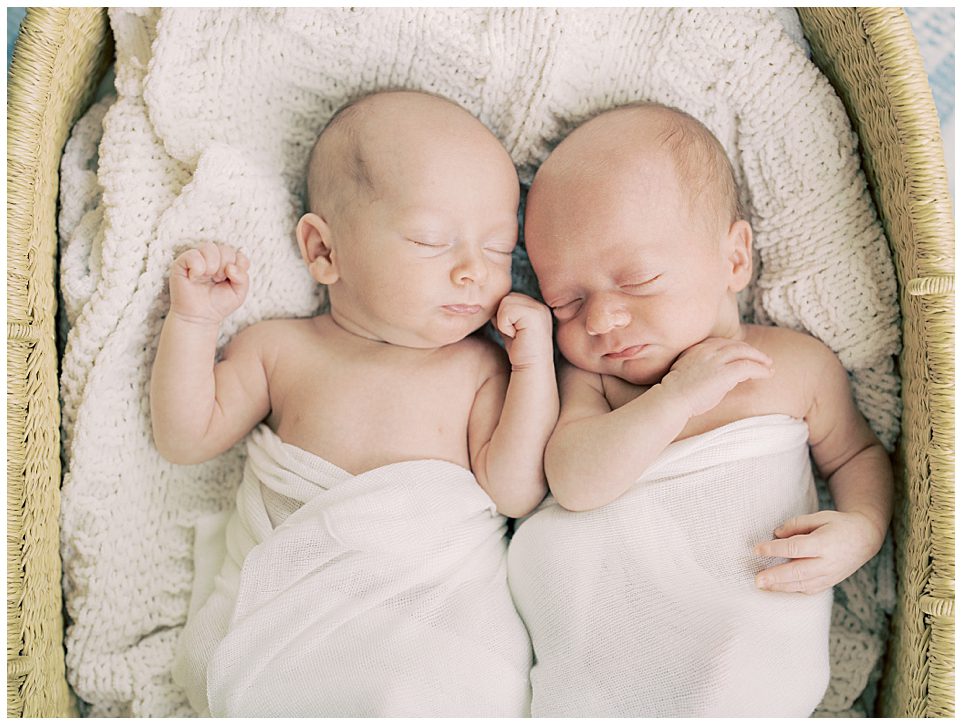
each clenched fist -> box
[169,242,251,325]
[494,292,554,371]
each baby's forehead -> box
[544,105,733,200]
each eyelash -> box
[622,274,661,289]
[409,240,512,254]
[550,300,582,320]
[549,277,660,316]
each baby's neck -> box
[320,309,452,356]
[710,301,747,341]
[326,308,391,345]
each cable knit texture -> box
[58,7,899,717]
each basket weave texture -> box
[797,8,955,718]
[7,7,110,718]
[6,6,954,718]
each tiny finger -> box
[774,511,834,538]
[496,313,517,339]
[755,559,819,592]
[757,572,833,595]
[723,359,775,387]
[225,263,249,287]
[198,241,222,273]
[722,342,773,367]
[754,534,819,559]
[179,249,206,277]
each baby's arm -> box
[754,341,893,593]
[546,338,774,511]
[150,242,271,464]
[468,293,558,518]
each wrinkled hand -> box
[753,510,885,594]
[169,242,251,325]
[495,293,554,371]
[660,337,773,418]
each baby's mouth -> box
[442,304,483,315]
[604,344,648,360]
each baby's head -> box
[297,90,520,348]
[524,102,753,385]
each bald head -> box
[533,102,741,230]
[306,90,507,220]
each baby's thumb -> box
[496,306,518,339]
[225,263,250,293]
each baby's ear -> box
[296,213,340,285]
[725,219,753,292]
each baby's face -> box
[327,121,519,349]
[525,150,737,386]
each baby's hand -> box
[660,337,773,418]
[495,292,554,371]
[169,242,251,325]
[753,510,885,594]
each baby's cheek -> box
[491,269,513,301]
[556,323,596,371]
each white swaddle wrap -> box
[173,425,532,717]
[507,414,832,717]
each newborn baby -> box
[507,102,893,717]
[151,90,557,716]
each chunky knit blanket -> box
[58,7,899,717]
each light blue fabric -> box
[904,7,954,196]
[7,7,26,69]
[905,7,954,124]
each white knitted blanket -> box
[508,415,834,717]
[58,7,899,717]
[172,425,531,717]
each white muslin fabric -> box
[507,414,833,717]
[173,424,532,717]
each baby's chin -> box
[568,352,670,387]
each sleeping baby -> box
[150,90,558,716]
[507,102,894,717]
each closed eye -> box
[407,239,454,255]
[550,298,583,320]
[622,274,661,290]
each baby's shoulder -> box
[228,315,314,347]
[745,324,840,370]
[744,324,849,407]
[223,315,320,368]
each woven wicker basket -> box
[7,7,954,718]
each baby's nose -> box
[585,297,630,336]
[452,248,488,286]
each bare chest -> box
[267,341,481,474]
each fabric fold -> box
[508,415,833,717]
[174,425,532,717]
